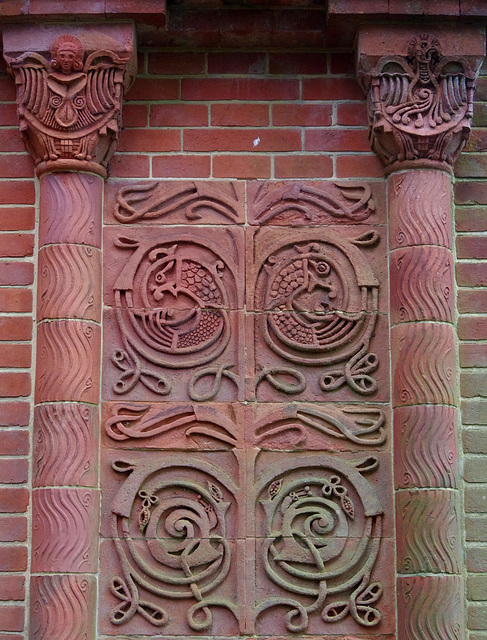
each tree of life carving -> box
[255,455,384,633]
[255,231,380,396]
[111,236,237,398]
[109,457,238,631]
[7,34,130,176]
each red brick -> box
[459,289,487,314]
[0,606,24,632]
[0,403,30,427]
[0,459,28,484]
[305,129,370,152]
[118,129,181,153]
[336,154,384,177]
[0,372,30,398]
[0,344,31,368]
[0,432,28,455]
[455,181,487,205]
[302,77,364,100]
[0,516,27,542]
[181,78,299,101]
[457,236,487,259]
[0,576,25,601]
[122,104,148,128]
[460,343,487,368]
[109,154,150,178]
[0,104,19,127]
[0,182,35,205]
[336,102,368,126]
[458,316,487,340]
[269,52,326,75]
[455,154,487,178]
[184,128,301,152]
[329,52,355,74]
[211,104,269,127]
[274,155,333,178]
[0,290,32,313]
[0,132,25,154]
[456,207,487,232]
[465,128,487,153]
[461,371,487,398]
[272,103,332,126]
[0,317,32,341]
[0,156,34,179]
[0,208,35,232]
[0,263,33,286]
[0,80,16,103]
[148,52,205,75]
[208,52,266,74]
[152,155,211,178]
[0,234,34,258]
[150,104,208,127]
[457,262,487,287]
[125,78,179,101]
[0,488,28,514]
[213,155,270,179]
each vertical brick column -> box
[358,25,485,640]
[3,23,135,639]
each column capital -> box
[3,23,137,179]
[356,25,485,174]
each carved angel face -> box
[56,48,78,74]
[50,35,84,74]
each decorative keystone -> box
[3,24,136,178]
[357,25,485,173]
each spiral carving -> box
[34,403,98,488]
[389,171,452,249]
[394,405,457,489]
[39,172,102,247]
[396,489,460,574]
[37,244,101,322]
[255,454,383,632]
[30,574,96,640]
[35,320,100,403]
[392,322,456,407]
[31,488,99,573]
[397,575,463,640]
[110,455,238,631]
[390,246,453,324]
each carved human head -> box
[50,35,84,74]
[407,33,442,66]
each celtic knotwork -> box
[255,232,379,395]
[112,236,236,395]
[256,455,383,632]
[110,456,238,631]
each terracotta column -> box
[358,26,485,640]
[3,24,136,639]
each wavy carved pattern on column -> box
[35,320,100,404]
[39,172,102,247]
[31,487,99,573]
[396,489,461,574]
[394,405,458,489]
[33,404,98,488]
[397,575,463,640]
[38,244,101,322]
[30,575,96,640]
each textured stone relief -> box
[105,181,245,225]
[104,227,244,402]
[249,227,386,401]
[248,181,382,226]
[359,33,476,170]
[7,33,133,176]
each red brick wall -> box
[0,41,485,637]
[454,58,487,640]
[0,56,34,637]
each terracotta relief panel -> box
[100,179,393,639]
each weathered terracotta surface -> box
[4,24,136,177]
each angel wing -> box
[10,53,50,120]
[84,50,126,116]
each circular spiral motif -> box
[115,242,231,368]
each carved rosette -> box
[359,33,477,172]
[6,33,134,177]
